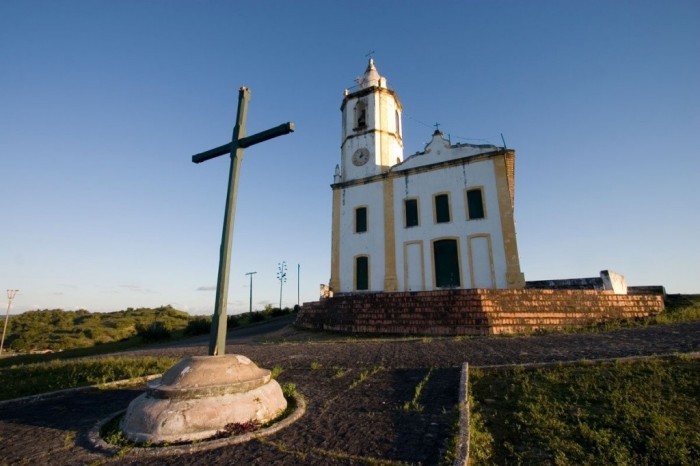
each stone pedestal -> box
[121,354,287,444]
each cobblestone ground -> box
[1,320,698,465]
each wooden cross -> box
[192,86,294,356]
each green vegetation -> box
[282,382,299,399]
[469,356,700,465]
[331,366,350,379]
[2,305,190,352]
[349,365,384,389]
[656,294,700,323]
[227,305,297,329]
[0,304,300,357]
[402,368,433,412]
[0,356,178,400]
[585,293,700,333]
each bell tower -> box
[338,59,403,182]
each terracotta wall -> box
[295,289,665,335]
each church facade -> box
[329,59,525,294]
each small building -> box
[329,59,526,294]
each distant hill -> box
[3,305,191,352]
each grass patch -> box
[657,294,700,323]
[331,366,350,379]
[402,368,433,412]
[270,365,284,379]
[469,356,700,465]
[0,356,177,400]
[349,365,384,389]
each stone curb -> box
[454,362,470,466]
[472,351,700,370]
[87,394,306,457]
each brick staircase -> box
[296,289,665,335]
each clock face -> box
[352,148,370,166]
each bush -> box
[249,311,267,323]
[136,322,171,342]
[269,307,291,318]
[184,317,211,336]
[227,314,241,328]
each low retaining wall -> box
[295,289,665,336]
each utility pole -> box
[297,263,300,308]
[277,261,287,309]
[1,290,19,356]
[245,271,257,314]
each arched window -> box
[354,101,367,130]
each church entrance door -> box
[433,239,461,288]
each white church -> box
[328,59,526,294]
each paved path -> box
[1,320,698,465]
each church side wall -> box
[338,182,386,293]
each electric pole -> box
[1,289,19,355]
[277,261,287,309]
[245,271,257,314]
[297,263,300,308]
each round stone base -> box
[120,355,287,444]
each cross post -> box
[192,87,294,356]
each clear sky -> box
[1,1,698,315]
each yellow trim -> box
[493,153,525,288]
[329,188,341,292]
[467,234,496,289]
[432,192,452,224]
[430,236,462,289]
[382,177,398,291]
[332,149,508,189]
[403,241,425,291]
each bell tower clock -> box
[339,59,404,182]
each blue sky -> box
[1,1,698,315]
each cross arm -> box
[192,122,295,164]
[239,122,295,149]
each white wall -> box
[392,148,508,291]
[337,182,385,292]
